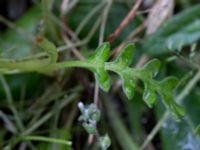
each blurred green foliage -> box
[0,0,200,150]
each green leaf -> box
[159,77,178,93]
[100,134,111,150]
[143,82,156,108]
[169,102,185,120]
[82,123,96,134]
[120,73,136,100]
[195,124,200,135]
[108,44,136,99]
[158,77,185,118]
[143,5,200,55]
[140,59,160,107]
[0,6,41,59]
[0,6,43,97]
[88,43,111,92]
[155,88,200,150]
[142,59,160,78]
[89,43,110,63]
[111,44,135,69]
[94,68,111,92]
[0,41,184,119]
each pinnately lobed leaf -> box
[87,43,183,119]
[0,39,184,119]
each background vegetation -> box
[0,0,200,149]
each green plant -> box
[143,5,200,55]
[2,1,200,149]
[0,36,184,119]
[195,124,200,135]
[78,102,111,150]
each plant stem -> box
[0,110,17,133]
[107,0,143,43]
[0,75,24,132]
[75,1,105,35]
[140,70,200,150]
[22,93,78,135]
[0,59,93,73]
[20,135,72,146]
[53,60,95,69]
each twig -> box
[140,70,200,150]
[99,0,112,44]
[61,0,69,16]
[94,80,100,106]
[64,0,80,15]
[57,17,102,53]
[60,0,85,60]
[107,0,143,43]
[62,34,85,60]
[110,21,146,57]
[135,54,149,68]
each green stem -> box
[20,135,72,146]
[0,75,25,132]
[0,59,94,73]
[0,59,50,73]
[0,58,153,91]
[22,93,78,135]
[53,60,95,69]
